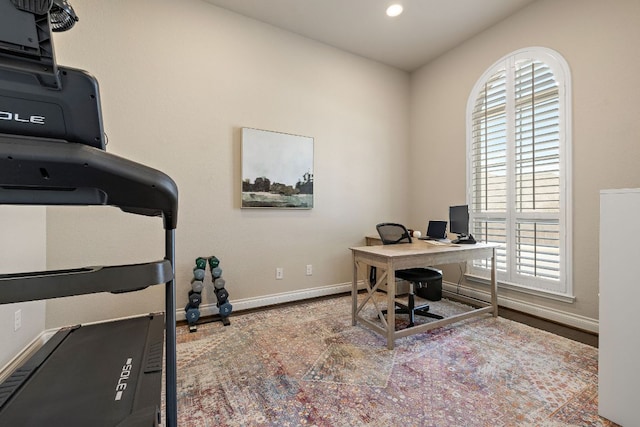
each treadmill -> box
[0,1,178,426]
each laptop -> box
[419,220,447,240]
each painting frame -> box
[241,127,314,209]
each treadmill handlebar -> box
[0,260,173,304]
[0,135,178,229]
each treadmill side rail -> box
[0,260,173,304]
[0,327,75,409]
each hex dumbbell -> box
[211,267,223,279]
[217,301,232,317]
[213,278,225,290]
[188,290,202,308]
[208,256,220,269]
[214,287,229,303]
[185,307,200,324]
[193,267,206,281]
[191,280,204,293]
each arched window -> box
[467,47,572,297]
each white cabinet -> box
[599,188,640,426]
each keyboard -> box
[424,240,447,246]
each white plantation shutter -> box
[467,48,572,296]
[470,70,509,275]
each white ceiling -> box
[204,0,537,71]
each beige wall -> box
[409,0,640,324]
[44,0,411,327]
[0,207,46,368]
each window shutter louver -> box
[471,70,507,213]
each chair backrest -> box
[376,223,412,245]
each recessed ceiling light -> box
[386,4,403,17]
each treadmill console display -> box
[0,0,105,149]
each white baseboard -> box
[192,278,599,334]
[186,281,354,321]
[443,281,599,334]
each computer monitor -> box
[449,205,475,243]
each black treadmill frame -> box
[0,135,178,426]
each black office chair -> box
[375,223,444,327]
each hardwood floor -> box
[498,306,598,347]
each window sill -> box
[464,273,576,304]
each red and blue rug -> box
[170,294,615,426]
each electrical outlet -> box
[14,309,21,332]
[306,264,313,276]
[276,268,284,280]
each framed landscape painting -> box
[241,127,314,209]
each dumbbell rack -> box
[186,256,232,332]
[0,136,179,426]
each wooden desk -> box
[350,240,498,349]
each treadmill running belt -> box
[0,314,164,427]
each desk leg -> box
[386,260,396,350]
[352,253,358,326]
[491,247,498,317]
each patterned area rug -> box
[168,294,617,427]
